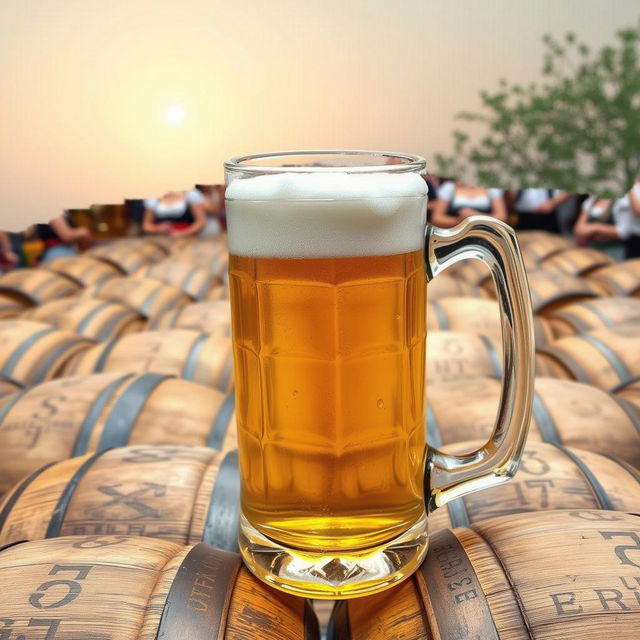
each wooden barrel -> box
[89,239,167,274]
[516,230,564,245]
[333,510,640,640]
[171,240,229,276]
[134,260,221,301]
[526,269,600,315]
[519,233,573,263]
[613,377,640,412]
[586,258,640,297]
[0,535,318,639]
[150,300,231,335]
[426,298,554,348]
[0,269,80,306]
[0,293,26,319]
[0,445,241,550]
[548,297,640,337]
[0,320,92,387]
[64,329,234,392]
[426,377,640,467]
[45,255,122,287]
[426,331,502,384]
[540,247,616,277]
[428,439,640,532]
[443,261,491,287]
[427,274,490,300]
[0,373,237,494]
[81,276,191,320]
[23,298,145,342]
[0,376,22,399]
[538,323,640,390]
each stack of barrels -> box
[0,227,639,638]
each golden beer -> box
[229,249,426,552]
[225,151,535,600]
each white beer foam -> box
[226,172,427,258]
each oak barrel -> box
[0,293,26,319]
[45,254,122,287]
[547,297,640,337]
[0,376,22,399]
[519,233,573,263]
[171,240,229,277]
[23,298,145,342]
[538,323,640,390]
[428,439,640,531]
[64,329,234,392]
[442,260,491,287]
[332,510,640,639]
[0,445,241,550]
[427,274,489,300]
[426,331,502,384]
[541,247,616,276]
[525,270,600,315]
[150,300,231,334]
[81,276,191,320]
[0,320,92,387]
[0,535,318,639]
[613,377,640,413]
[426,377,640,467]
[0,269,80,306]
[134,260,221,301]
[586,258,640,297]
[89,239,167,273]
[0,372,237,494]
[426,297,554,348]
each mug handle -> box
[424,216,535,511]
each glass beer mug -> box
[225,151,534,599]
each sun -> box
[165,104,186,125]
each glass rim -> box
[224,150,427,175]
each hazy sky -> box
[1,0,638,229]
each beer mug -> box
[225,151,534,599]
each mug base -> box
[238,512,429,599]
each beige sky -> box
[1,0,638,230]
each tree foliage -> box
[434,21,640,196]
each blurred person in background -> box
[429,179,507,228]
[142,189,207,237]
[195,184,226,236]
[0,231,18,269]
[573,180,640,260]
[35,213,93,263]
[508,188,571,233]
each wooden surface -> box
[0,293,26,319]
[0,268,81,306]
[0,535,316,639]
[525,270,600,315]
[427,376,640,467]
[150,300,231,334]
[0,445,241,551]
[548,297,640,337]
[0,320,92,387]
[89,239,167,274]
[134,261,221,301]
[519,234,573,263]
[340,510,640,639]
[538,323,640,390]
[45,255,122,288]
[541,247,615,276]
[586,258,640,297]
[64,329,234,392]
[81,277,191,320]
[0,373,237,493]
[426,274,490,300]
[426,331,502,384]
[24,298,145,341]
[428,439,640,531]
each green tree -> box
[434,21,640,196]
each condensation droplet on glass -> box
[377,399,385,409]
